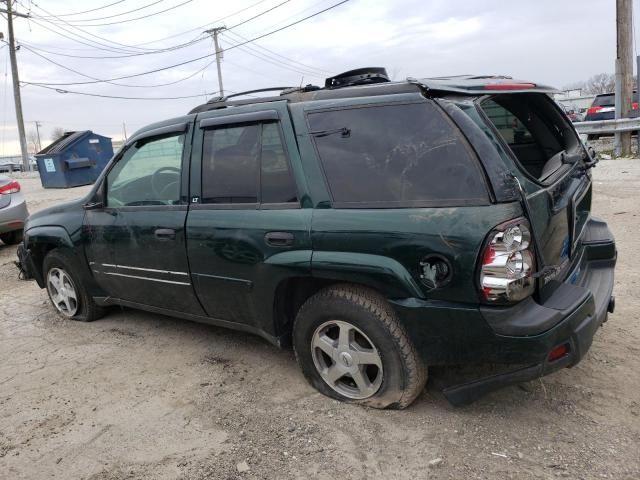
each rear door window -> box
[306,102,489,207]
[201,122,298,205]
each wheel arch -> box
[24,226,75,287]
[272,270,414,348]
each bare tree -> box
[50,127,66,142]
[584,73,615,95]
[26,129,41,154]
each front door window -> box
[107,134,185,206]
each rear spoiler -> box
[409,76,560,96]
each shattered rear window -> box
[307,102,489,207]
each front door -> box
[186,103,312,332]
[86,120,205,315]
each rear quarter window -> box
[306,102,489,207]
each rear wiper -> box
[583,145,599,170]
[309,127,351,138]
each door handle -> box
[265,231,294,247]
[154,228,176,241]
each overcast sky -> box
[0,0,626,155]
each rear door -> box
[186,102,312,332]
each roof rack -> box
[206,84,323,104]
[206,87,295,104]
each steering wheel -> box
[151,166,181,202]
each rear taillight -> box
[0,180,20,194]
[586,106,603,115]
[480,219,536,304]
[633,102,639,110]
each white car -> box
[0,175,28,245]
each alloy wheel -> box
[47,267,79,317]
[311,320,383,399]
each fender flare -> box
[24,225,75,287]
[311,251,424,299]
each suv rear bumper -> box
[390,218,616,405]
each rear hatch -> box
[424,79,593,301]
[475,92,592,298]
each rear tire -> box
[0,230,23,245]
[293,284,427,409]
[587,134,600,141]
[43,249,105,322]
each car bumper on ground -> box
[0,192,28,234]
[391,218,616,406]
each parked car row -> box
[559,103,585,122]
[0,159,38,173]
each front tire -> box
[43,249,105,322]
[293,284,427,409]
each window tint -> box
[482,99,535,144]
[307,102,488,206]
[201,122,298,205]
[261,123,298,203]
[202,124,260,204]
[107,134,184,207]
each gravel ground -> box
[0,165,639,480]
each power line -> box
[25,0,351,87]
[34,0,196,28]
[25,82,231,100]
[129,0,270,47]
[21,15,151,54]
[225,29,332,75]
[21,2,158,53]
[36,0,167,23]
[22,0,290,55]
[18,42,218,88]
[32,0,128,17]
[17,33,207,59]
[17,0,291,60]
[226,0,290,30]
[228,40,326,79]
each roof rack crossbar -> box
[207,87,295,104]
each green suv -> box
[16,69,616,409]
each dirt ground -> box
[1,165,639,480]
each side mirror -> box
[83,201,104,211]
[83,181,105,210]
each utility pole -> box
[615,0,633,157]
[122,121,128,141]
[205,27,226,96]
[1,1,30,170]
[34,120,42,152]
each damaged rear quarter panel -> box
[310,202,523,302]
